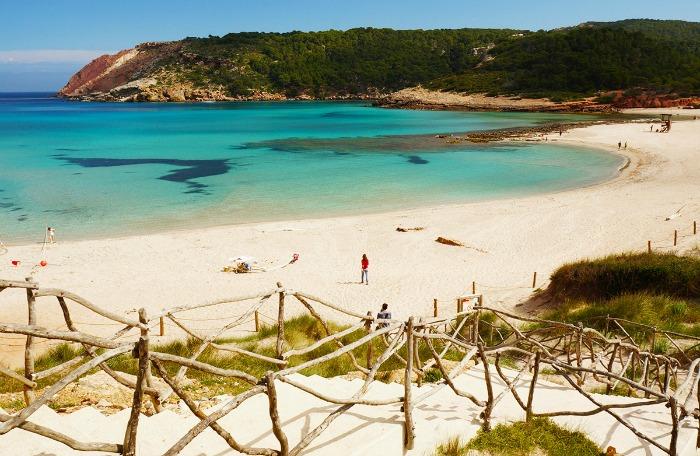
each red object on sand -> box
[40,260,48,267]
[11,259,20,267]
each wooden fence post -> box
[276,282,285,359]
[526,351,541,422]
[366,311,373,370]
[159,316,165,337]
[478,343,494,431]
[404,317,415,450]
[648,240,652,254]
[694,220,697,235]
[123,308,149,456]
[532,272,537,289]
[669,397,679,456]
[433,299,438,318]
[24,277,36,406]
[254,310,260,332]
[472,308,480,344]
[674,230,678,246]
[472,281,476,295]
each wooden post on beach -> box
[276,282,285,359]
[647,240,652,254]
[694,221,697,235]
[123,308,149,456]
[532,272,537,289]
[254,310,260,332]
[159,317,165,337]
[674,230,678,246]
[403,317,415,450]
[526,351,541,422]
[472,281,476,295]
[23,277,36,405]
[433,299,438,318]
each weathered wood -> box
[404,317,415,450]
[34,288,143,329]
[669,397,679,456]
[255,309,261,332]
[552,364,671,454]
[534,398,666,417]
[289,327,406,456]
[0,364,37,389]
[478,343,494,431]
[0,323,126,349]
[152,360,275,455]
[0,345,131,435]
[278,322,400,376]
[606,343,619,394]
[159,316,165,336]
[149,352,259,384]
[282,322,365,359]
[433,298,438,317]
[163,386,267,456]
[123,308,149,456]
[154,290,277,319]
[424,338,484,406]
[294,294,369,374]
[294,291,369,320]
[24,277,36,405]
[277,374,403,405]
[0,279,38,289]
[0,412,121,453]
[266,372,289,456]
[276,282,285,359]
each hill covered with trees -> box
[58,19,700,105]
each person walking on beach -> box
[47,227,56,244]
[624,142,627,149]
[618,141,621,150]
[376,303,391,329]
[360,254,369,285]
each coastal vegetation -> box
[540,252,700,347]
[60,19,700,102]
[433,419,603,456]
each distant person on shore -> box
[618,141,621,150]
[376,303,391,328]
[47,227,56,244]
[360,254,369,285]
[650,125,654,132]
[624,142,627,149]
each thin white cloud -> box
[0,50,110,64]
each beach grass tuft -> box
[433,419,603,456]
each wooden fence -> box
[1,277,699,455]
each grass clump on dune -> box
[542,292,700,338]
[433,419,602,456]
[546,253,700,302]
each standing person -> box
[360,254,369,285]
[376,303,391,329]
[624,142,627,149]
[650,124,654,132]
[47,227,56,244]
[618,141,621,150]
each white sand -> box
[2,119,700,366]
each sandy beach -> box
[2,118,699,367]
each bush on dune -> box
[545,253,700,302]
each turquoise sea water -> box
[0,94,623,243]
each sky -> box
[1,0,699,91]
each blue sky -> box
[2,0,699,91]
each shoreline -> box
[1,118,699,367]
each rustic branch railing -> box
[1,279,699,455]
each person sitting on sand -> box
[360,253,369,285]
[376,303,391,329]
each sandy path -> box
[1,119,699,366]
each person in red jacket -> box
[360,254,369,285]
